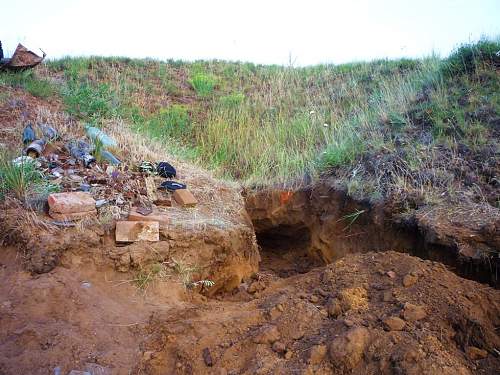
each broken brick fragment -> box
[48,192,96,213]
[173,189,197,207]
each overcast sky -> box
[2,0,499,66]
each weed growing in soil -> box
[0,71,56,98]
[0,152,43,200]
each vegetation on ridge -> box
[1,38,499,210]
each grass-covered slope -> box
[1,39,499,208]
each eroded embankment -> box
[245,180,500,286]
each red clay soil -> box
[1,244,499,375]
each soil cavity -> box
[257,224,322,277]
[246,185,499,287]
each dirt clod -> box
[466,346,488,360]
[308,344,327,365]
[329,327,370,370]
[253,325,280,344]
[403,273,418,287]
[383,316,406,331]
[402,303,427,321]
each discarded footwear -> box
[160,181,186,192]
[157,161,176,178]
[22,123,36,145]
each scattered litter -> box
[25,139,46,158]
[40,124,58,141]
[100,150,121,165]
[22,123,36,145]
[79,183,91,192]
[81,281,92,289]
[95,199,107,208]
[160,181,186,192]
[139,161,157,174]
[0,43,46,71]
[85,125,117,148]
[173,189,197,207]
[136,206,153,216]
[67,140,96,168]
[202,347,213,367]
[51,220,76,227]
[157,161,176,178]
[11,155,39,168]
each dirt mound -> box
[133,252,500,374]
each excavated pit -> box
[246,182,500,287]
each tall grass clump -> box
[442,39,500,77]
[0,153,42,200]
[189,72,216,97]
[0,71,56,98]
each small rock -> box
[386,271,396,278]
[329,327,370,370]
[202,347,213,367]
[142,351,154,361]
[276,303,284,312]
[285,350,293,359]
[317,288,329,297]
[272,341,286,353]
[402,274,418,287]
[248,281,265,294]
[401,303,427,322]
[383,316,405,331]
[268,306,282,320]
[253,325,280,344]
[308,344,327,365]
[310,295,319,303]
[382,291,393,302]
[326,298,342,317]
[343,319,354,327]
[466,346,488,360]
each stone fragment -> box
[329,327,370,370]
[202,347,213,367]
[386,271,396,278]
[115,221,159,242]
[466,346,488,360]
[144,176,158,201]
[326,298,342,318]
[383,316,405,331]
[310,295,319,303]
[128,208,170,227]
[272,341,286,353]
[49,209,97,221]
[173,189,197,207]
[402,274,418,287]
[48,192,96,213]
[285,350,293,359]
[401,303,427,322]
[253,325,280,344]
[308,344,327,365]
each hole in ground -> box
[256,224,322,278]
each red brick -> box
[128,208,170,227]
[49,209,97,221]
[173,189,197,207]
[48,192,95,213]
[115,221,159,242]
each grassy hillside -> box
[1,39,499,208]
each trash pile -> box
[0,41,46,71]
[13,121,199,243]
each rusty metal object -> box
[0,44,46,71]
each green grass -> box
[2,39,498,205]
[0,153,43,200]
[0,71,56,98]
